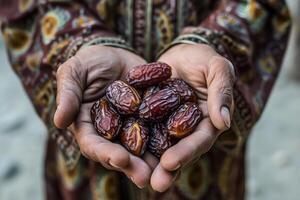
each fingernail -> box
[173,163,181,171]
[221,106,231,128]
[108,161,120,169]
[130,176,143,189]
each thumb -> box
[54,56,86,129]
[207,56,235,131]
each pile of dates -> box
[90,62,203,158]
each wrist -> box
[80,36,134,52]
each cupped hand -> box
[53,45,156,188]
[151,44,236,192]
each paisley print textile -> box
[0,0,291,199]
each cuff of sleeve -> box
[157,27,230,59]
[52,34,135,70]
[80,37,135,52]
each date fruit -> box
[148,123,173,158]
[120,118,149,156]
[106,80,141,115]
[167,102,202,138]
[90,61,203,158]
[126,62,172,88]
[139,88,181,121]
[143,85,161,99]
[162,78,197,103]
[90,98,122,140]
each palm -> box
[150,43,235,192]
[76,46,141,102]
[159,44,219,124]
[55,45,154,188]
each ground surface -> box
[0,1,299,199]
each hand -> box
[53,45,154,188]
[150,44,236,192]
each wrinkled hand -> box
[53,45,155,188]
[151,44,236,192]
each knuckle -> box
[57,56,81,79]
[220,86,233,97]
[219,57,236,81]
[69,66,84,88]
[211,56,236,81]
[220,86,233,106]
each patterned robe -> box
[0,0,291,199]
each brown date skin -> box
[148,123,173,158]
[162,78,197,103]
[167,102,202,139]
[139,88,181,121]
[90,98,122,140]
[126,62,172,88]
[106,80,141,115]
[120,118,149,156]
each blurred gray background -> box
[0,1,299,199]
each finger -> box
[73,103,151,188]
[161,118,219,171]
[143,152,159,170]
[74,123,130,169]
[207,56,235,131]
[72,103,129,167]
[123,155,152,188]
[54,56,86,129]
[74,122,152,188]
[150,164,178,192]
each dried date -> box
[143,85,161,99]
[139,88,181,121]
[120,118,149,156]
[90,98,122,140]
[162,78,197,103]
[148,123,173,158]
[167,102,202,138]
[126,62,172,88]
[106,80,141,115]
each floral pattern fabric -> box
[0,0,291,199]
